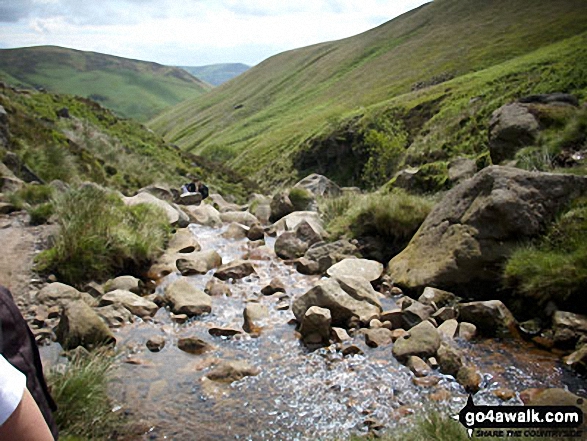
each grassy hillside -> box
[0,83,257,199]
[150,0,587,188]
[180,64,250,86]
[0,46,212,122]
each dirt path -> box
[0,212,52,310]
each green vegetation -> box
[47,349,132,440]
[0,83,257,200]
[288,187,314,211]
[504,197,587,311]
[151,0,587,189]
[36,185,171,286]
[180,63,250,86]
[322,189,434,261]
[0,46,211,121]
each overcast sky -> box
[0,0,430,67]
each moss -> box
[288,187,314,211]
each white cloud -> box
[0,0,431,65]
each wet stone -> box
[407,356,431,377]
[412,376,440,388]
[206,361,260,383]
[437,319,459,339]
[214,260,256,281]
[177,336,213,355]
[209,327,243,338]
[146,336,166,352]
[457,365,483,393]
[364,328,394,348]
[341,345,364,357]
[261,277,286,296]
[458,322,477,341]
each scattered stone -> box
[178,192,202,205]
[214,260,256,281]
[458,300,517,337]
[37,282,89,309]
[206,361,260,383]
[220,211,259,227]
[300,306,332,345]
[342,345,364,357]
[165,278,212,317]
[56,300,116,350]
[83,281,104,298]
[552,311,587,348]
[432,307,458,323]
[205,278,233,297]
[261,278,286,296]
[177,250,223,275]
[364,328,394,348]
[247,224,265,241]
[436,343,463,377]
[168,229,201,254]
[458,322,477,341]
[146,336,166,352]
[222,222,249,240]
[304,239,359,273]
[184,203,222,227]
[177,336,213,355]
[335,275,382,310]
[437,319,459,339]
[209,327,243,338]
[402,301,434,329]
[293,174,342,198]
[104,275,142,294]
[170,313,189,324]
[95,304,133,328]
[331,327,351,343]
[392,321,441,362]
[369,319,382,329]
[493,388,516,401]
[418,287,459,308]
[412,376,440,388]
[407,356,432,377]
[390,329,409,342]
[294,257,321,275]
[428,357,439,369]
[380,309,404,330]
[243,303,269,334]
[457,365,483,393]
[276,301,290,311]
[327,258,383,282]
[292,278,381,327]
[100,289,158,318]
[269,191,295,222]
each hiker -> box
[0,285,58,440]
[181,181,209,200]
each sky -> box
[0,0,430,67]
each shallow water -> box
[42,224,587,440]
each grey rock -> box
[95,304,133,328]
[220,210,259,227]
[56,300,115,350]
[243,303,269,334]
[164,277,212,316]
[177,249,223,276]
[99,289,158,318]
[392,321,441,362]
[327,258,383,282]
[177,336,213,355]
[214,260,256,281]
[300,306,332,345]
[364,328,394,348]
[458,300,517,337]
[488,103,540,163]
[206,361,260,383]
[104,275,142,294]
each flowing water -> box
[42,223,587,440]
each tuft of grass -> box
[27,201,54,225]
[288,187,314,211]
[323,189,434,261]
[35,185,171,286]
[503,196,587,311]
[47,349,130,440]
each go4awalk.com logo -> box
[455,396,584,438]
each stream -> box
[42,222,587,440]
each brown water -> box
[41,224,587,440]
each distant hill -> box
[150,0,587,188]
[0,46,212,121]
[180,64,250,86]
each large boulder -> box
[36,283,96,309]
[183,203,222,227]
[99,289,158,318]
[488,103,540,164]
[293,173,342,197]
[55,300,115,350]
[458,300,517,337]
[292,278,381,327]
[326,258,383,282]
[388,166,587,297]
[219,211,259,227]
[299,306,332,345]
[391,321,440,362]
[165,278,212,317]
[123,192,187,227]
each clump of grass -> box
[36,184,171,286]
[503,196,587,310]
[288,187,314,211]
[47,349,130,440]
[324,189,433,260]
[27,201,54,225]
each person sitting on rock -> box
[195,181,209,200]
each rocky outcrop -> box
[388,166,587,297]
[56,300,115,350]
[292,278,381,327]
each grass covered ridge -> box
[36,185,171,286]
[151,0,587,189]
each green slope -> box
[150,0,587,188]
[180,64,250,86]
[0,85,257,200]
[0,46,212,122]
